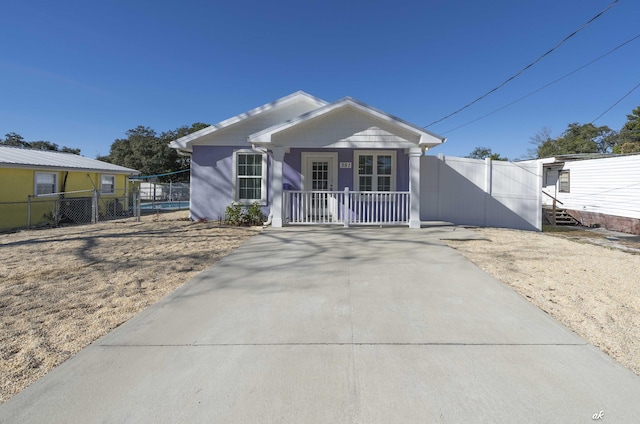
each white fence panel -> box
[420,155,542,231]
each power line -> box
[591,81,640,123]
[424,0,620,128]
[441,33,640,134]
[129,169,190,180]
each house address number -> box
[339,162,352,169]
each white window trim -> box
[232,150,268,205]
[100,174,116,194]
[354,150,397,192]
[34,172,58,197]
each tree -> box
[531,123,616,158]
[526,127,553,159]
[1,132,81,154]
[467,146,508,161]
[29,141,60,151]
[59,146,82,155]
[1,132,28,147]
[613,106,640,154]
[102,123,208,181]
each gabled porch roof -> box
[249,97,446,150]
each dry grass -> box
[444,227,640,376]
[0,211,261,403]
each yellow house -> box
[0,146,139,231]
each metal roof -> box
[0,146,140,174]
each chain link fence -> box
[137,181,190,211]
[0,189,141,232]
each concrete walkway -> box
[2,226,640,423]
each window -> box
[559,170,570,193]
[234,151,267,203]
[35,172,57,196]
[101,174,115,194]
[355,151,396,191]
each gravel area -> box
[444,227,640,376]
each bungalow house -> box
[170,91,544,231]
[0,146,139,230]
[169,91,446,228]
[538,153,640,234]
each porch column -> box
[271,147,285,227]
[408,147,422,229]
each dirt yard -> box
[0,211,261,403]
[444,227,640,377]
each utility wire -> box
[591,81,640,123]
[441,33,640,134]
[424,0,620,128]
[129,169,190,179]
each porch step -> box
[543,207,581,226]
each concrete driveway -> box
[2,226,640,423]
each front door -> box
[544,167,559,205]
[302,153,338,222]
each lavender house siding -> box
[285,148,408,191]
[192,145,274,220]
[396,150,409,191]
[337,150,354,190]
[191,146,236,220]
[283,151,302,190]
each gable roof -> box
[169,91,328,153]
[0,146,140,174]
[249,97,446,149]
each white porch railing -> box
[284,189,410,226]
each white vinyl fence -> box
[420,155,542,231]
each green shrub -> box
[224,202,265,226]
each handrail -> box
[541,190,563,205]
[284,189,410,226]
[541,190,563,226]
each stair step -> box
[542,206,580,226]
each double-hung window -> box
[234,151,267,203]
[559,170,570,193]
[101,174,115,194]
[355,151,396,192]
[35,172,57,196]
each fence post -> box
[135,190,141,222]
[92,190,98,224]
[27,195,32,229]
[343,187,350,228]
[485,157,492,227]
[132,189,137,221]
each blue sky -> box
[2,0,638,160]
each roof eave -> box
[168,91,328,150]
[0,162,140,174]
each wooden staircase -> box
[541,191,581,227]
[543,206,580,226]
